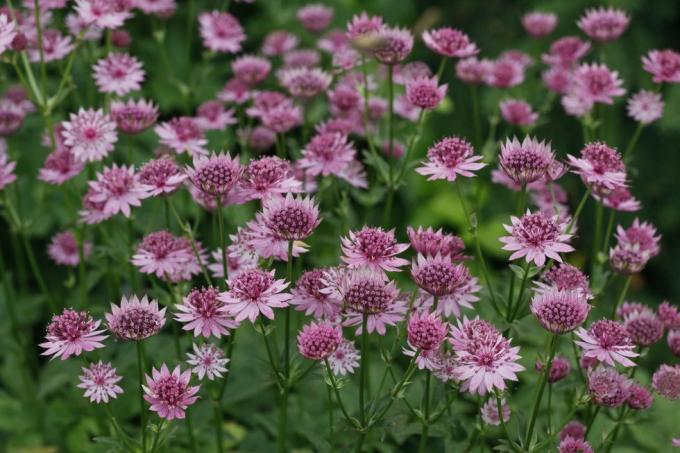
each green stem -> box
[326,378,334,443]
[611,276,632,319]
[215,198,228,284]
[136,341,148,453]
[324,359,358,428]
[20,231,57,312]
[591,202,603,271]
[566,187,593,234]
[602,209,616,255]
[470,85,482,147]
[524,334,559,446]
[495,392,512,446]
[509,262,532,322]
[369,352,420,428]
[584,406,601,438]
[516,184,528,216]
[418,371,432,453]
[149,419,166,453]
[213,401,224,453]
[359,313,369,426]
[623,123,643,163]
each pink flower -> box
[543,67,571,94]
[246,91,288,119]
[40,308,107,360]
[341,226,409,272]
[38,148,84,184]
[536,355,571,383]
[239,126,276,152]
[297,321,342,360]
[110,98,159,134]
[567,141,627,194]
[48,231,91,267]
[262,30,298,56]
[596,186,641,212]
[75,0,132,30]
[456,57,493,85]
[62,108,117,162]
[138,157,187,196]
[28,29,74,62]
[421,27,478,58]
[627,90,664,124]
[609,244,650,276]
[485,58,524,88]
[135,0,176,16]
[86,164,150,218]
[106,295,166,341]
[558,437,594,453]
[659,302,680,329]
[560,421,586,441]
[668,330,680,357]
[77,361,123,404]
[296,4,333,33]
[92,52,144,95]
[407,311,447,351]
[290,269,342,319]
[407,226,467,260]
[624,309,664,347]
[405,76,447,110]
[572,63,625,104]
[0,99,25,136]
[499,136,555,184]
[642,49,680,84]
[195,100,236,131]
[247,194,320,247]
[218,78,252,104]
[499,99,538,126]
[481,398,511,426]
[588,367,632,407]
[283,49,321,68]
[328,83,361,113]
[232,55,271,86]
[186,343,229,381]
[298,131,356,177]
[577,7,630,42]
[132,230,203,281]
[143,364,200,420]
[260,100,303,133]
[155,117,208,157]
[239,156,302,200]
[542,36,591,68]
[522,11,557,38]
[0,13,17,55]
[653,364,680,400]
[208,241,259,280]
[372,26,413,65]
[500,210,574,266]
[575,319,639,367]
[617,302,652,320]
[198,11,244,53]
[346,12,383,39]
[279,67,332,98]
[65,12,103,41]
[531,289,590,334]
[616,218,661,257]
[627,382,653,410]
[417,136,485,181]
[186,152,242,197]
[218,268,292,323]
[175,286,238,338]
[328,339,360,375]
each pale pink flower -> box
[62,108,118,162]
[65,12,102,41]
[407,226,467,260]
[572,63,625,104]
[485,58,524,88]
[186,343,229,381]
[279,67,332,98]
[627,382,653,410]
[535,263,592,298]
[318,29,349,53]
[86,164,150,218]
[135,0,176,16]
[290,269,342,319]
[283,49,321,68]
[531,289,590,334]
[535,355,571,383]
[218,268,291,323]
[242,217,309,261]
[297,4,333,33]
[578,7,630,42]
[77,361,123,403]
[79,187,110,224]
[596,186,641,212]
[155,117,208,157]
[262,30,298,56]
[239,126,276,152]
[143,364,200,420]
[40,309,107,360]
[394,61,433,85]
[522,11,557,38]
[232,55,271,86]
[561,92,593,118]
[653,364,680,400]
[615,218,661,257]
[668,330,680,357]
[543,66,571,94]
[417,136,485,181]
[92,52,144,96]
[131,230,202,281]
[609,244,650,276]
[405,76,447,110]
[559,437,594,453]
[567,141,627,194]
[500,210,574,266]
[542,36,591,68]
[659,302,680,330]
[642,49,680,84]
[175,286,238,338]
[195,100,236,131]
[110,98,159,134]
[260,100,303,133]
[198,11,244,53]
[406,311,447,351]
[297,321,342,360]
[0,99,26,136]
[455,57,493,85]
[575,319,639,367]
[346,12,383,39]
[138,157,187,196]
[208,242,259,280]
[106,295,166,341]
[422,27,478,58]
[298,131,356,177]
[39,148,84,184]
[372,26,413,65]
[627,90,664,124]
[341,226,409,272]
[0,13,17,55]
[499,99,538,126]
[499,136,555,184]
[217,78,252,105]
[328,339,359,375]
[247,194,320,243]
[186,152,242,197]
[481,398,511,426]
[587,367,632,407]
[48,231,91,267]
[239,156,302,200]
[624,309,664,347]
[28,29,74,62]
[75,0,132,29]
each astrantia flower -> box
[246,91,288,119]
[542,36,591,68]
[407,311,447,351]
[642,49,680,84]
[38,148,84,184]
[198,11,244,53]
[253,194,320,241]
[186,152,242,197]
[218,268,292,323]
[624,309,664,347]
[433,352,458,382]
[298,321,342,360]
[239,126,276,152]
[522,11,557,38]
[28,29,74,62]
[260,100,303,133]
[668,330,680,357]
[232,55,271,86]
[627,90,664,124]
[0,100,25,136]
[138,157,187,196]
[195,100,236,131]
[62,108,117,162]
[558,437,594,453]
[135,0,176,16]
[578,7,630,42]
[543,67,571,94]
[283,49,321,68]
[155,117,208,157]
[92,52,144,96]
[218,78,251,105]
[500,210,574,266]
[609,244,649,276]
[106,295,166,341]
[405,76,447,110]
[290,269,342,318]
[616,218,661,258]
[372,26,413,65]
[597,186,641,212]
[297,4,333,32]
[572,63,625,104]
[500,99,538,126]
[653,364,680,400]
[239,156,301,200]
[0,13,17,56]
[480,398,511,426]
[422,27,478,58]
[143,364,200,420]
[617,302,652,319]
[575,319,639,367]
[40,309,107,360]
[411,255,479,317]
[536,263,592,298]
[627,383,653,410]
[416,136,485,181]
[659,302,680,329]
[298,131,356,177]
[75,0,132,29]
[531,289,590,334]
[536,355,571,383]
[48,231,91,267]
[86,164,150,218]
[328,339,359,375]
[560,421,586,441]
[186,343,229,380]
[279,67,332,98]
[485,58,524,88]
[407,226,467,260]
[499,136,554,184]
[175,287,238,338]
[567,141,627,194]
[456,57,493,85]
[262,30,298,56]
[77,361,123,403]
[341,226,409,272]
[588,367,632,407]
[110,98,159,134]
[346,12,383,39]
[131,231,202,281]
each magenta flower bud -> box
[652,364,680,400]
[111,29,131,48]
[422,27,478,58]
[143,364,200,420]
[658,302,680,329]
[521,11,557,38]
[480,398,511,426]
[627,383,653,410]
[536,355,571,383]
[297,321,342,360]
[642,49,680,84]
[668,329,680,357]
[559,420,586,441]
[405,76,447,110]
[587,367,632,407]
[577,7,630,42]
[558,437,594,453]
[624,310,664,347]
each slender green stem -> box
[167,199,212,285]
[387,65,395,181]
[369,352,420,428]
[612,276,632,318]
[20,231,57,312]
[359,313,369,426]
[77,227,87,307]
[470,85,482,147]
[509,262,532,322]
[591,202,603,271]
[326,379,334,442]
[258,318,281,380]
[495,392,512,446]
[276,241,294,453]
[602,408,629,453]
[602,209,616,255]
[524,334,559,446]
[623,123,643,162]
[418,371,432,453]
[136,341,148,453]
[584,406,601,438]
[516,184,528,216]
[149,419,166,453]
[213,401,224,453]
[324,359,358,427]
[215,198,228,284]
[567,187,593,234]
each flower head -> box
[567,141,627,194]
[500,99,538,126]
[110,98,159,134]
[255,194,320,241]
[575,319,638,367]
[416,136,485,182]
[290,269,342,319]
[297,4,333,32]
[481,398,511,426]
[653,364,680,400]
[186,343,229,380]
[407,311,448,351]
[328,339,360,375]
[627,90,664,124]
[175,286,238,338]
[0,13,17,55]
[262,30,299,56]
[39,148,84,184]
[260,100,303,133]
[40,308,107,360]
[106,295,166,341]
[198,11,244,53]
[219,268,291,323]
[405,76,447,110]
[536,355,571,383]
[499,136,555,184]
[346,12,383,39]
[155,117,208,157]
[659,302,680,329]
[86,164,150,218]
[195,100,237,131]
[138,157,187,196]
[422,27,478,58]
[143,364,200,420]
[522,11,557,38]
[627,383,653,410]
[48,231,91,267]
[62,108,117,162]
[232,55,271,86]
[93,52,144,95]
[536,263,592,298]
[531,289,590,334]
[572,63,625,104]
[341,226,409,272]
[642,49,680,84]
[597,186,641,212]
[616,218,661,258]
[668,330,680,357]
[187,152,242,197]
[131,230,202,281]
[500,210,574,266]
[609,244,650,275]
[624,309,664,347]
[372,26,413,65]
[297,321,342,360]
[0,99,25,136]
[578,7,630,42]
[77,361,123,403]
[406,226,467,260]
[558,437,594,453]
[542,36,591,68]
[75,0,132,29]
[239,156,301,200]
[588,367,632,407]
[560,421,586,441]
[456,57,493,85]
[279,67,332,98]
